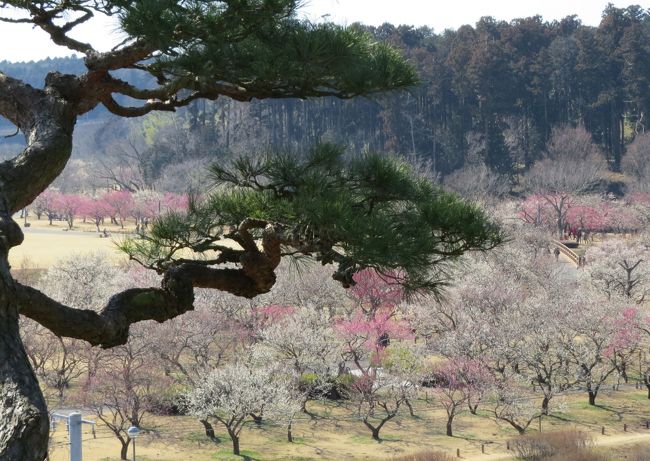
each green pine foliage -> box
[116,0,418,98]
[121,144,504,294]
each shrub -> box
[627,444,650,461]
[299,373,319,388]
[391,450,454,461]
[324,373,360,400]
[546,450,608,461]
[509,430,592,460]
[144,392,186,416]
[298,373,357,401]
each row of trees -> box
[29,190,188,231]
[519,192,650,237]
[74,121,650,225]
[369,4,650,173]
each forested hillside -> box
[2,4,649,182]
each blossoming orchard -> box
[29,189,189,231]
[14,134,650,460]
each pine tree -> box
[0,2,502,459]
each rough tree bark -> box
[0,256,49,461]
[0,71,78,460]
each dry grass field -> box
[9,217,130,269]
[46,386,650,461]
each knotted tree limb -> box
[16,266,192,348]
[16,242,282,348]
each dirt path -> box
[464,432,650,461]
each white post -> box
[52,411,95,461]
[68,412,82,461]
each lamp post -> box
[127,426,141,461]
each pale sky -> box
[0,0,648,62]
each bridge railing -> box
[550,239,582,267]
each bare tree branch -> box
[26,3,95,54]
[101,96,177,117]
[84,41,155,71]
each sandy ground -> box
[9,229,127,269]
[9,217,131,269]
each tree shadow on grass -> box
[594,404,624,421]
[448,433,487,443]
[547,414,576,423]
[211,449,262,461]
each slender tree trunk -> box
[541,395,550,415]
[199,419,218,443]
[588,389,597,406]
[301,400,316,419]
[446,415,454,437]
[287,421,293,443]
[0,256,50,460]
[405,398,415,417]
[363,415,393,442]
[230,433,240,456]
[555,201,566,239]
[119,439,130,460]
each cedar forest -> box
[3,4,650,180]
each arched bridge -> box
[550,239,582,268]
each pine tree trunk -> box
[0,257,49,460]
[0,73,79,459]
